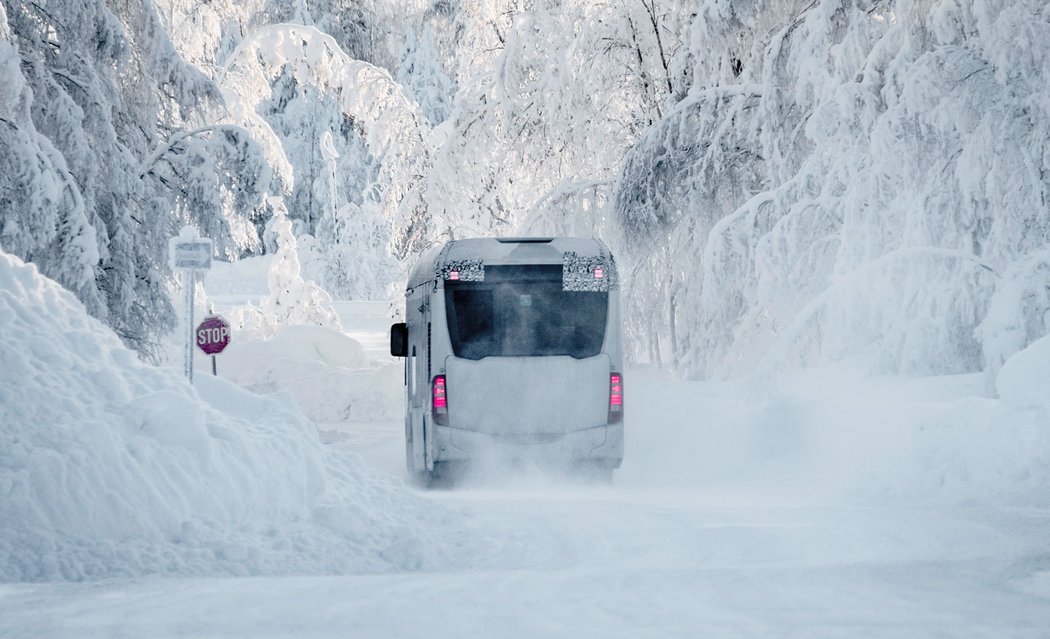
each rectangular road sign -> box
[171,239,213,270]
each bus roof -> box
[406,237,613,290]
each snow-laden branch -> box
[218,23,432,160]
[137,124,256,179]
[217,23,436,257]
[752,247,999,377]
[522,179,613,236]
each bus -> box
[390,237,624,484]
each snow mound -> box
[221,325,400,424]
[996,334,1050,411]
[228,324,368,369]
[622,365,1050,507]
[0,251,477,582]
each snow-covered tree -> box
[261,198,342,333]
[218,22,435,291]
[426,0,686,242]
[0,0,289,360]
[0,2,103,317]
[7,0,1050,383]
[138,123,278,260]
[980,246,1050,391]
[615,0,1050,379]
[397,23,454,126]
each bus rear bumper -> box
[433,423,623,467]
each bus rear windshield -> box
[445,265,608,360]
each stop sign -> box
[195,315,231,355]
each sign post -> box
[195,315,231,376]
[169,226,212,383]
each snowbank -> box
[0,251,475,582]
[996,334,1050,411]
[185,255,400,427]
[220,324,401,424]
[621,364,1050,507]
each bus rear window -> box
[445,265,608,360]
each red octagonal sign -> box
[196,315,231,355]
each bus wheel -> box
[407,469,428,488]
[407,464,447,489]
[425,462,464,489]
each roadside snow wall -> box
[622,362,1050,508]
[0,250,472,581]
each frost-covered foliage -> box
[616,0,1050,379]
[980,246,1050,388]
[158,0,420,75]
[397,23,454,126]
[139,123,278,260]
[261,199,342,334]
[0,0,278,360]
[218,22,434,296]
[157,0,442,299]
[0,2,102,317]
[426,0,688,242]
[1,0,441,355]
[2,0,697,351]
[7,0,1050,380]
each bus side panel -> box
[405,288,429,472]
[605,289,624,372]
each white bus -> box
[390,237,624,483]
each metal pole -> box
[211,355,217,376]
[184,269,195,383]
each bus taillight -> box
[609,373,623,423]
[432,375,449,425]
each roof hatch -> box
[496,237,554,244]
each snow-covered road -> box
[3,487,1048,637]
[5,361,1050,638]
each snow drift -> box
[0,250,482,582]
[621,362,1050,508]
[219,324,401,424]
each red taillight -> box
[432,375,449,425]
[609,373,623,423]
